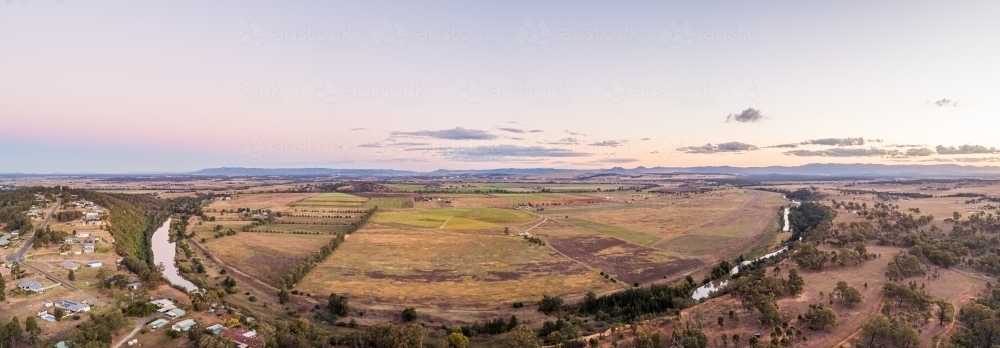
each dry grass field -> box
[203,232,339,285]
[295,224,617,309]
[361,197,414,209]
[369,208,538,230]
[208,192,318,212]
[196,192,368,286]
[294,189,788,310]
[291,192,368,208]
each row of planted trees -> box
[279,206,378,289]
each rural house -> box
[59,261,80,270]
[221,328,261,348]
[171,319,197,331]
[18,280,45,293]
[55,300,91,314]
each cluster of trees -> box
[66,311,131,347]
[790,241,871,272]
[952,285,1000,347]
[54,210,83,222]
[759,187,822,201]
[0,316,42,347]
[886,253,925,281]
[802,303,838,330]
[0,188,38,233]
[792,243,830,270]
[523,235,545,246]
[882,282,936,328]
[577,279,697,322]
[538,318,581,345]
[860,314,921,348]
[327,293,350,317]
[831,281,863,307]
[787,202,835,242]
[453,315,520,337]
[973,252,1000,275]
[328,322,542,348]
[32,225,69,248]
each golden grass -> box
[204,232,338,285]
[295,225,615,308]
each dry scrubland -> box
[665,241,986,348]
[596,181,998,348]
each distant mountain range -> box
[189,164,1000,178]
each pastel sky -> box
[2,0,999,173]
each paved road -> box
[5,198,60,262]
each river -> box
[151,218,199,292]
[783,206,790,232]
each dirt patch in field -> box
[549,236,703,284]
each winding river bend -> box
[151,218,199,292]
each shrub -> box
[401,307,418,322]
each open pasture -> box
[246,223,354,234]
[385,183,426,192]
[655,190,786,259]
[203,232,339,286]
[539,190,784,240]
[532,220,701,284]
[295,225,617,308]
[207,192,317,211]
[290,192,368,208]
[361,197,414,209]
[563,218,662,246]
[494,192,606,205]
[369,208,537,230]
